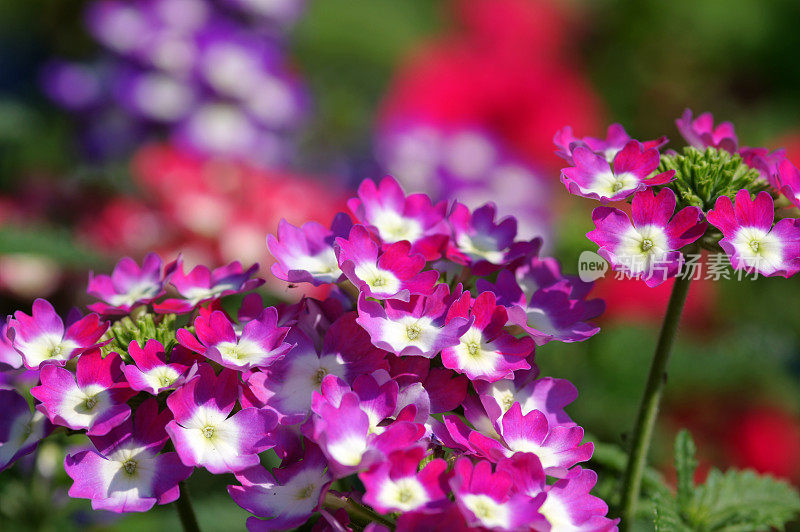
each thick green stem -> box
[618,274,693,530]
[175,481,201,532]
[324,492,395,529]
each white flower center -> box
[370,209,424,243]
[461,494,509,528]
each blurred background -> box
[1,0,799,529]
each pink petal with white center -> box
[30,351,133,435]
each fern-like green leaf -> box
[674,429,698,510]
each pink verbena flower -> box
[450,457,546,530]
[498,454,619,531]
[474,370,578,427]
[560,140,675,203]
[268,213,353,286]
[31,350,134,435]
[310,390,424,478]
[0,320,22,369]
[87,252,176,315]
[122,340,196,395]
[242,314,388,423]
[347,176,449,260]
[676,109,739,153]
[482,270,603,345]
[356,284,470,358]
[554,123,667,165]
[228,445,331,531]
[0,388,52,471]
[360,446,450,514]
[64,398,193,513]
[587,188,706,286]
[313,373,399,436]
[707,189,800,277]
[440,291,533,382]
[440,401,592,477]
[8,299,108,369]
[177,307,292,371]
[776,158,800,209]
[155,260,264,314]
[335,224,439,301]
[447,202,540,275]
[165,364,277,473]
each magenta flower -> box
[560,140,675,203]
[0,320,22,369]
[155,261,264,314]
[229,445,331,531]
[0,388,52,471]
[166,364,277,474]
[31,350,134,436]
[537,467,619,531]
[440,291,533,382]
[447,202,540,275]
[313,373,399,434]
[707,189,800,277]
[311,391,424,477]
[482,270,603,345]
[64,398,193,513]
[87,253,176,315]
[450,457,546,530]
[177,307,292,371]
[335,225,439,301]
[360,446,450,514]
[268,213,353,286]
[777,159,800,209]
[554,123,667,165]
[356,284,470,358]
[587,188,707,286]
[347,176,450,260]
[8,299,108,369]
[122,340,196,395]
[676,109,738,153]
[242,314,388,422]
[474,372,578,428]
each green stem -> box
[175,481,201,532]
[324,492,395,529]
[618,273,693,530]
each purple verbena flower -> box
[64,398,193,512]
[177,307,292,371]
[676,109,738,153]
[347,177,450,261]
[440,291,533,382]
[268,213,353,286]
[560,140,675,203]
[356,284,470,358]
[360,446,450,514]
[31,350,134,435]
[0,388,52,471]
[165,364,277,473]
[122,340,196,394]
[707,189,800,278]
[155,260,264,314]
[228,444,331,531]
[335,225,439,302]
[8,299,108,369]
[587,188,707,286]
[87,252,176,315]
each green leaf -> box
[674,429,698,510]
[686,469,800,531]
[653,491,691,532]
[0,226,106,269]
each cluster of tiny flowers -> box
[0,177,616,531]
[377,123,553,240]
[43,0,307,164]
[556,110,800,284]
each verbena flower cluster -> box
[557,110,800,283]
[43,0,307,164]
[0,176,616,531]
